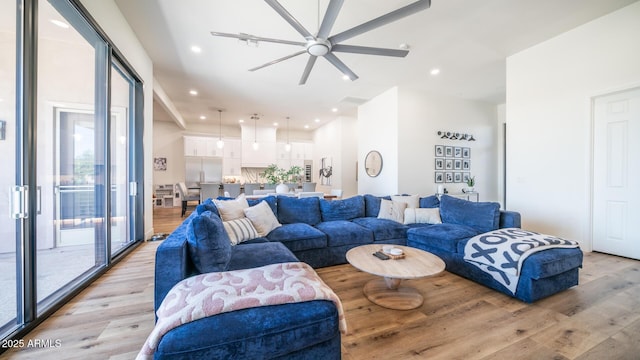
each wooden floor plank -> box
[3,208,640,359]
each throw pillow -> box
[243,200,281,237]
[391,194,419,208]
[213,193,249,221]
[223,218,259,245]
[404,208,442,225]
[186,211,232,273]
[377,199,407,223]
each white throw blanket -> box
[137,262,347,360]
[463,228,579,294]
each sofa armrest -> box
[154,215,197,313]
[499,210,521,228]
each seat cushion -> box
[186,211,232,273]
[227,242,299,270]
[267,223,327,252]
[277,196,322,225]
[319,195,365,221]
[407,223,480,253]
[351,217,408,241]
[155,300,339,359]
[315,220,374,247]
[363,194,391,217]
[439,195,501,233]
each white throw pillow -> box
[214,193,249,221]
[391,194,419,209]
[377,199,407,223]
[404,208,443,225]
[223,218,259,245]
[243,201,281,237]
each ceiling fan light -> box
[308,43,329,56]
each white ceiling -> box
[114,0,638,130]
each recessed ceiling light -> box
[342,75,350,81]
[50,19,69,28]
[331,108,338,112]
[304,125,309,129]
[314,118,320,123]
[430,68,440,75]
[238,119,245,123]
[199,115,206,120]
[189,90,198,96]
[273,122,278,126]
[191,46,202,53]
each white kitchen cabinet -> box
[223,157,242,176]
[184,136,222,157]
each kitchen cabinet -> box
[183,136,222,157]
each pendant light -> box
[216,109,225,149]
[285,116,291,152]
[251,114,259,150]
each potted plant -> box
[263,164,303,193]
[466,175,475,193]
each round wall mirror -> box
[364,150,383,177]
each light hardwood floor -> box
[3,207,639,359]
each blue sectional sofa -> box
[153,194,583,359]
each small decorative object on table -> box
[381,246,406,260]
[466,175,475,192]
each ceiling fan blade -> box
[248,50,307,72]
[299,56,318,85]
[317,0,344,39]
[264,0,314,39]
[323,52,358,81]
[211,32,306,47]
[330,0,430,44]
[332,44,409,57]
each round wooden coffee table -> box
[346,244,445,310]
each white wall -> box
[358,86,498,199]
[313,116,358,198]
[79,0,155,238]
[506,2,640,250]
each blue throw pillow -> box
[277,196,322,225]
[439,195,500,233]
[186,211,232,273]
[419,195,440,208]
[196,198,219,216]
[363,194,391,217]
[319,195,365,221]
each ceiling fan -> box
[211,0,431,85]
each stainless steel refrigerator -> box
[185,157,223,187]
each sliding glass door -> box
[0,0,144,343]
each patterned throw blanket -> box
[463,228,579,294]
[137,262,347,360]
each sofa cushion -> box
[227,242,299,270]
[391,194,419,208]
[186,211,232,273]
[351,217,408,241]
[378,199,407,223]
[404,208,442,225]
[277,196,322,225]
[407,223,481,253]
[364,194,391,217]
[419,195,440,208]
[196,198,219,216]
[319,195,365,221]
[439,195,500,233]
[315,220,373,247]
[247,195,278,216]
[267,223,327,252]
[223,218,259,245]
[243,200,281,236]
[213,193,249,221]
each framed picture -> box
[445,146,453,157]
[462,159,470,170]
[435,145,444,157]
[445,159,453,170]
[462,147,470,158]
[445,172,453,183]
[463,172,471,183]
[454,159,462,170]
[435,158,444,170]
[435,172,444,183]
[154,157,167,171]
[454,172,462,183]
[454,147,462,158]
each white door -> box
[592,88,640,259]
